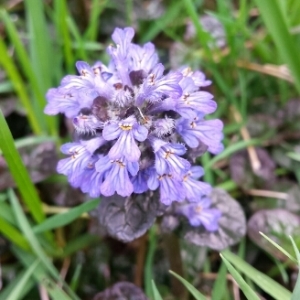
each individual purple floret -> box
[176,197,222,231]
[45,27,223,226]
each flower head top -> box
[45,27,223,208]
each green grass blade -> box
[220,254,260,300]
[151,280,163,300]
[8,189,59,278]
[145,225,157,298]
[0,200,16,225]
[0,135,56,156]
[6,260,39,300]
[254,0,300,94]
[0,41,42,135]
[0,217,30,250]
[211,261,228,300]
[0,269,35,300]
[140,2,183,43]
[33,199,100,233]
[63,234,99,257]
[70,264,83,292]
[0,9,54,135]
[8,189,80,300]
[53,0,74,73]
[0,80,13,93]
[290,236,300,300]
[0,110,45,223]
[169,271,206,300]
[84,0,107,41]
[183,0,211,52]
[204,138,262,171]
[67,16,88,61]
[260,232,297,262]
[12,247,75,300]
[287,152,300,162]
[221,250,292,300]
[24,0,53,93]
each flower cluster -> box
[45,27,223,231]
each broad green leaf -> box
[169,271,206,300]
[221,250,291,300]
[33,199,100,233]
[220,254,260,300]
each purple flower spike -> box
[45,26,224,207]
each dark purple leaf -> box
[184,189,246,250]
[181,241,207,276]
[247,113,280,137]
[185,142,208,163]
[93,282,148,300]
[284,186,300,212]
[39,182,85,207]
[95,192,166,242]
[282,98,300,124]
[0,98,17,116]
[160,214,180,234]
[248,209,300,260]
[229,148,276,189]
[0,141,57,190]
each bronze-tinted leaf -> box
[0,98,17,116]
[229,148,276,189]
[248,209,300,261]
[96,192,166,242]
[93,282,148,300]
[0,141,57,191]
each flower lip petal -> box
[102,122,122,141]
